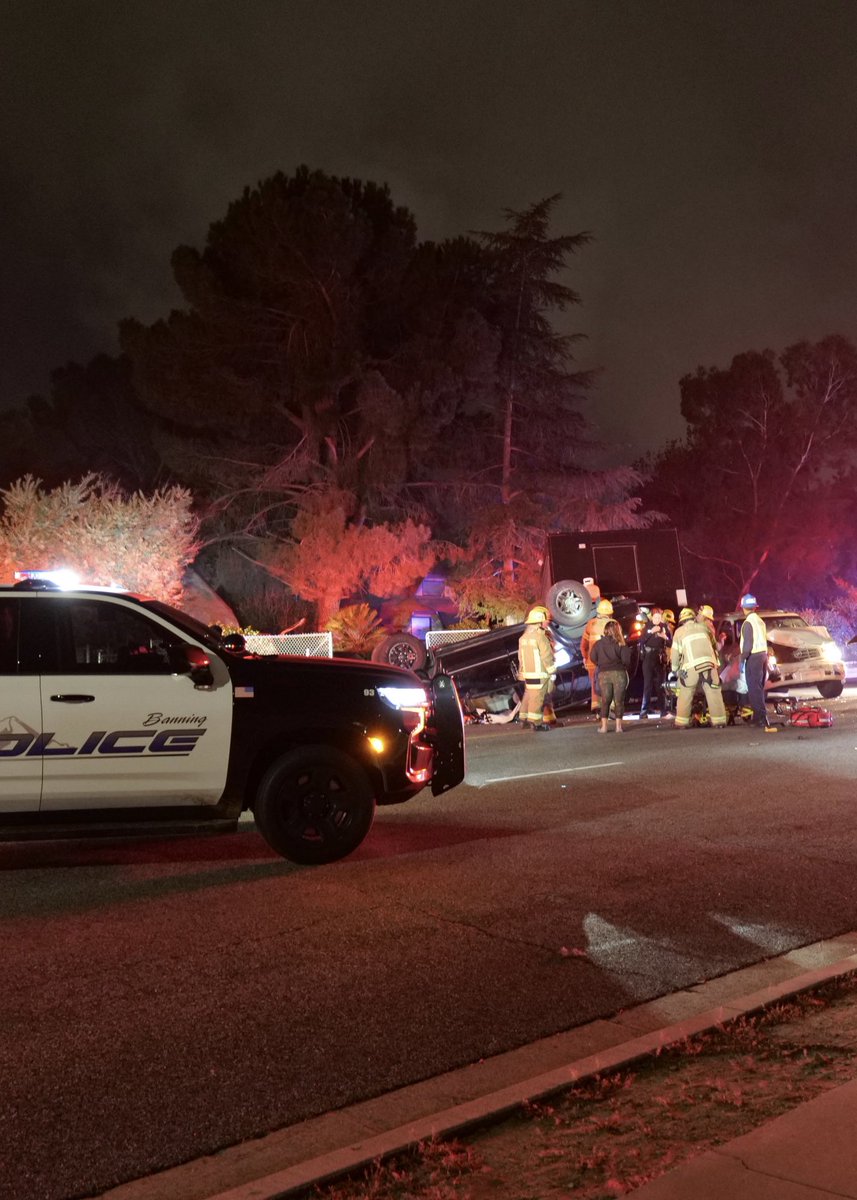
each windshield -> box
[143,599,228,649]
[764,615,809,631]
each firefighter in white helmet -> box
[517,606,556,731]
[580,598,614,716]
[670,606,727,729]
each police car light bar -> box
[15,569,80,590]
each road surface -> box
[2,693,856,1199]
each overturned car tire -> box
[371,633,427,672]
[817,680,844,700]
[546,578,594,628]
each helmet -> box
[663,609,675,624]
[740,593,758,609]
[698,604,714,620]
[525,605,550,624]
[596,599,613,616]
[678,607,695,623]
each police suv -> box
[0,581,465,863]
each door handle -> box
[50,694,96,703]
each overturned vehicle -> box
[371,530,688,717]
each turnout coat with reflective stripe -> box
[518,626,556,682]
[580,616,609,670]
[670,620,719,673]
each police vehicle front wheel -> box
[254,747,376,865]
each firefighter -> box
[670,607,727,729]
[580,598,614,716]
[739,593,776,731]
[517,606,556,731]
[697,603,718,651]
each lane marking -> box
[477,761,624,786]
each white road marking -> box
[476,761,624,786]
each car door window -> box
[60,599,181,674]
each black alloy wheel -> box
[253,747,376,864]
[371,633,427,671]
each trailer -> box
[541,528,689,630]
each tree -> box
[434,197,649,613]
[643,337,857,605]
[120,172,652,624]
[253,488,451,628]
[0,475,199,604]
[121,167,417,502]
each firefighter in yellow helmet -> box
[580,598,613,715]
[670,607,727,729]
[697,603,718,652]
[517,606,556,731]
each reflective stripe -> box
[519,628,554,680]
[685,629,716,670]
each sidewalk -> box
[101,934,857,1200]
[630,1075,857,1197]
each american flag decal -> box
[234,686,255,699]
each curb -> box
[101,934,857,1200]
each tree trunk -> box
[314,592,342,631]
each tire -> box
[817,680,844,699]
[546,579,594,628]
[253,747,376,865]
[371,633,427,671]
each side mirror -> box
[222,632,246,654]
[175,643,215,688]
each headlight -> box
[822,642,843,663]
[377,685,429,734]
[377,686,429,709]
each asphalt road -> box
[3,691,857,1200]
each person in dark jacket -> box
[591,619,633,733]
[638,607,670,719]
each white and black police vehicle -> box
[0,580,465,863]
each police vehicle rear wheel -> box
[817,681,844,699]
[254,747,376,864]
[545,579,593,628]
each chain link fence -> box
[244,632,333,657]
[425,629,492,651]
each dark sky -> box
[3,0,856,459]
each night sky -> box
[3,0,856,458]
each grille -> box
[773,644,821,665]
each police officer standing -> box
[517,606,556,731]
[581,598,614,716]
[740,593,776,732]
[670,607,727,729]
[638,607,670,719]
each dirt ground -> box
[312,972,857,1199]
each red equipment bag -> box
[789,705,834,728]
